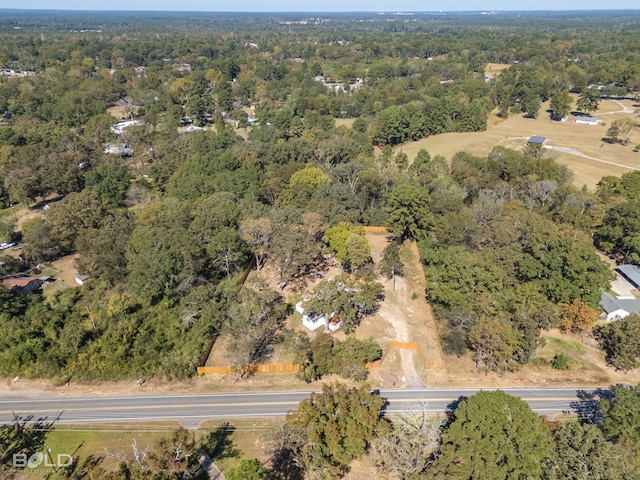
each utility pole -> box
[391,267,395,292]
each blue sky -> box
[1,1,639,11]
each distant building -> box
[575,116,599,126]
[2,275,50,294]
[75,274,90,286]
[178,125,206,134]
[110,119,142,135]
[42,200,63,211]
[103,143,134,157]
[527,135,547,146]
[173,63,191,73]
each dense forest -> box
[0,9,639,384]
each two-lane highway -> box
[0,387,601,425]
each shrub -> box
[551,353,569,370]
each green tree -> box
[226,459,269,480]
[544,422,633,480]
[385,183,432,241]
[379,241,403,279]
[576,87,601,114]
[550,89,572,119]
[607,118,638,145]
[599,383,640,443]
[344,233,371,271]
[323,222,371,271]
[607,121,621,144]
[85,162,131,207]
[297,333,382,382]
[46,189,108,255]
[75,211,133,284]
[408,149,448,188]
[518,233,613,305]
[126,200,199,304]
[467,316,519,372]
[594,314,640,372]
[304,275,382,332]
[277,166,331,208]
[206,227,250,281]
[287,383,388,477]
[430,390,552,480]
[216,81,234,112]
[270,222,322,283]
[21,217,59,262]
[597,201,640,262]
[521,88,542,119]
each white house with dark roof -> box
[296,299,341,332]
[600,292,640,321]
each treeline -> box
[0,11,638,381]
[259,383,640,479]
[406,147,614,371]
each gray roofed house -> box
[616,265,640,289]
[600,292,640,321]
[527,135,546,146]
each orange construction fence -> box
[387,341,445,369]
[197,343,443,375]
[362,226,388,232]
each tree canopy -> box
[430,390,552,480]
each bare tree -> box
[263,421,307,480]
[239,217,273,271]
[524,179,558,209]
[372,402,443,479]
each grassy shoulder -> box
[27,418,281,479]
[429,328,640,389]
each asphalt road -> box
[0,387,606,426]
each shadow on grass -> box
[201,422,240,461]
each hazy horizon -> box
[1,1,639,13]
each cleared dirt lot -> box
[399,97,640,189]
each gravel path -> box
[546,145,635,171]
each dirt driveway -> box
[364,231,444,387]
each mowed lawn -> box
[397,97,640,189]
